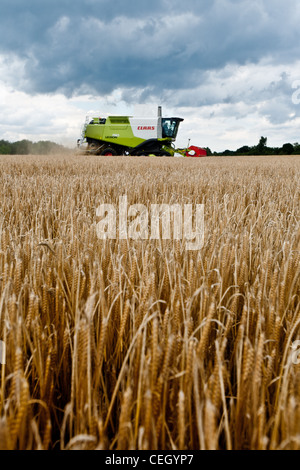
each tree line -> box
[1,136,299,157]
[0,139,71,155]
[205,137,300,156]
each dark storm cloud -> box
[1,0,300,98]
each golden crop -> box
[0,153,299,450]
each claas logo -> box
[137,126,155,130]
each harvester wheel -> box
[101,147,117,156]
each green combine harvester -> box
[77,106,206,157]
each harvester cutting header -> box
[77,106,206,157]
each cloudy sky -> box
[1,0,300,151]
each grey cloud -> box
[1,0,300,99]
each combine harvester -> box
[77,106,206,157]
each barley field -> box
[0,153,299,450]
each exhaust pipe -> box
[157,106,162,138]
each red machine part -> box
[185,146,207,157]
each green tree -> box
[281,143,294,155]
[293,143,300,154]
[11,139,32,154]
[257,136,268,154]
[237,145,250,154]
[0,140,12,154]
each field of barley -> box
[0,153,299,450]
